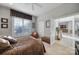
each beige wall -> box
[37,3,79,37]
[0,6,37,37]
[0,6,12,36]
[32,16,37,32]
[37,3,79,45]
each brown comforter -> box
[0,36,46,55]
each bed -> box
[0,36,46,55]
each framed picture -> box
[1,24,8,28]
[1,18,8,23]
[46,20,50,28]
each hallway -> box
[43,40,75,55]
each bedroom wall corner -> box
[32,16,37,32]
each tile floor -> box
[43,40,75,55]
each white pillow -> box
[3,36,17,44]
[0,38,11,49]
[8,36,16,40]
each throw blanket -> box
[1,36,46,55]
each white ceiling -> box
[0,3,63,16]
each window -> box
[12,16,32,37]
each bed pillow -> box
[0,38,11,49]
[3,36,17,44]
